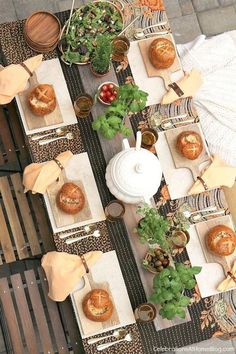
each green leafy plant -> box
[136,204,170,252]
[149,263,202,320]
[90,35,112,74]
[92,83,148,139]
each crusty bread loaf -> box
[149,38,176,69]
[82,289,113,322]
[28,84,56,116]
[56,182,85,215]
[207,224,236,256]
[176,130,203,160]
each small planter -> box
[170,229,190,249]
[143,248,170,274]
[90,64,111,77]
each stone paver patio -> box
[0,0,236,353]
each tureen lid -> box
[111,133,162,199]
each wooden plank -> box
[0,108,6,166]
[29,193,55,252]
[24,269,54,354]
[0,204,15,263]
[11,273,38,354]
[7,102,29,168]
[59,299,83,354]
[0,278,25,354]
[38,268,69,354]
[10,173,41,256]
[0,176,29,259]
[0,106,17,164]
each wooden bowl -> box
[24,11,61,52]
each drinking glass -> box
[74,93,94,118]
[141,128,158,149]
[105,200,125,222]
[112,35,130,62]
[134,303,157,323]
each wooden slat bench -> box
[0,173,54,263]
[0,267,83,354]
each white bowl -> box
[97,81,119,106]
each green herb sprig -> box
[136,204,170,252]
[149,263,202,320]
[92,83,148,139]
[91,35,112,74]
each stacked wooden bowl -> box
[24,11,61,53]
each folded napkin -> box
[188,155,236,195]
[23,150,73,194]
[161,69,203,105]
[42,250,103,301]
[0,55,43,104]
[223,182,236,225]
[217,260,236,292]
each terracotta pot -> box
[143,248,170,274]
[90,64,110,77]
[170,229,190,249]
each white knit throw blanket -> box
[177,31,236,166]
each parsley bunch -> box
[92,83,148,139]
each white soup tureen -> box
[105,131,162,204]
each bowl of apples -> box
[97,82,119,105]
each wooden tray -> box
[47,171,92,228]
[138,34,181,89]
[72,274,120,337]
[195,216,234,277]
[165,123,211,181]
[18,72,63,130]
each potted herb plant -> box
[149,263,201,320]
[167,211,191,249]
[92,83,148,139]
[90,35,112,77]
[137,204,170,252]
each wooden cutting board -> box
[18,72,63,130]
[47,171,92,228]
[195,216,234,277]
[165,123,211,181]
[72,273,120,337]
[138,34,181,90]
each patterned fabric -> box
[0,5,236,354]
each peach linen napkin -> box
[23,150,73,194]
[161,69,203,105]
[41,251,103,301]
[223,182,236,225]
[188,155,236,195]
[0,54,43,104]
[217,260,236,292]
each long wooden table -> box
[1,1,236,353]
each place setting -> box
[1,0,236,353]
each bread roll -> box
[176,130,203,160]
[56,182,85,215]
[82,289,113,322]
[149,38,176,69]
[207,225,236,256]
[29,84,56,116]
